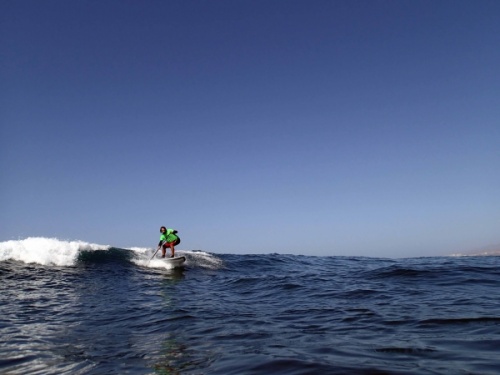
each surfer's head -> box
[160,226,166,233]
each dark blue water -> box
[1,247,500,374]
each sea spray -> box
[0,237,110,266]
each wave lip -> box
[0,237,110,266]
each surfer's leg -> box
[169,243,175,258]
[161,245,166,258]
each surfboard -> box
[163,256,186,268]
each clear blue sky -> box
[1,0,499,258]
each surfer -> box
[158,226,180,258]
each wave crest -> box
[0,237,110,266]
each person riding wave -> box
[158,226,180,258]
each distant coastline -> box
[451,247,500,257]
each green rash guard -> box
[159,229,178,245]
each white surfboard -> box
[163,256,186,268]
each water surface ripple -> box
[1,250,500,374]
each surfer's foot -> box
[161,255,165,258]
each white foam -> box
[128,246,152,253]
[0,237,110,266]
[180,250,224,270]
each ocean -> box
[1,237,499,374]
